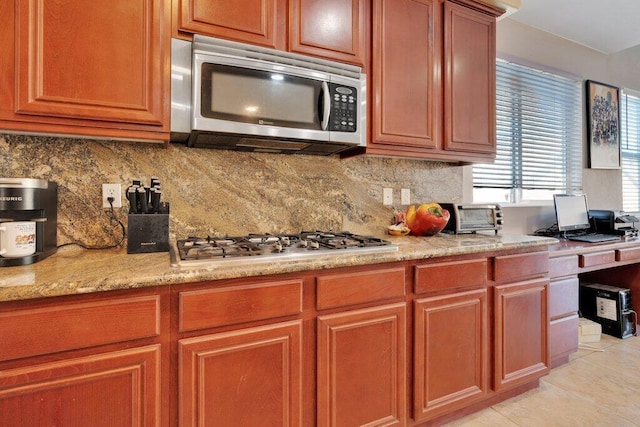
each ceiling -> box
[507,0,640,54]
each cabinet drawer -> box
[414,259,486,294]
[316,267,405,310]
[578,251,615,268]
[548,278,579,319]
[616,247,640,262]
[549,314,579,359]
[493,251,549,282]
[179,280,303,332]
[0,295,161,362]
[549,255,579,278]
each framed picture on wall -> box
[586,80,621,169]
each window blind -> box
[474,59,583,194]
[621,92,640,211]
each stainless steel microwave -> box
[171,35,366,155]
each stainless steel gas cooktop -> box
[170,231,397,268]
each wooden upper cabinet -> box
[179,0,287,50]
[443,0,496,154]
[177,0,367,65]
[289,0,367,66]
[15,0,166,128]
[370,0,441,152]
[369,0,502,162]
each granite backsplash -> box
[0,133,463,247]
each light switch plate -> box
[401,188,410,205]
[383,188,393,205]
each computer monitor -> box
[554,194,591,233]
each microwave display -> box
[201,64,321,129]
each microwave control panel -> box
[329,83,357,133]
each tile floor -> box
[446,333,640,426]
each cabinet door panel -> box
[317,303,406,427]
[0,345,161,427]
[180,0,286,50]
[414,289,488,422]
[371,0,441,150]
[289,0,366,65]
[444,1,496,153]
[16,0,164,125]
[179,321,302,427]
[494,279,549,390]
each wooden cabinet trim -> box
[179,279,303,332]
[316,267,405,310]
[493,251,549,283]
[414,258,487,294]
[0,295,161,362]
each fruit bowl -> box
[387,224,410,236]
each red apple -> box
[405,203,450,236]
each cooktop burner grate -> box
[172,231,397,267]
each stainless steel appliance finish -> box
[440,203,503,234]
[170,231,397,268]
[0,178,57,267]
[171,36,367,155]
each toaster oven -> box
[440,203,503,234]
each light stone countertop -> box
[0,233,556,303]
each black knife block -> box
[127,211,169,254]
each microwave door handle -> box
[321,82,331,131]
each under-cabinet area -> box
[0,245,550,426]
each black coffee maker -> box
[0,178,57,267]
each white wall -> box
[487,18,640,233]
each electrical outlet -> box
[383,188,393,206]
[401,188,411,205]
[102,183,122,208]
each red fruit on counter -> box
[405,203,450,236]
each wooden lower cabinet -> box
[0,287,168,426]
[317,303,406,427]
[413,289,488,422]
[0,345,162,427]
[0,250,554,426]
[178,321,303,427]
[494,279,549,390]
